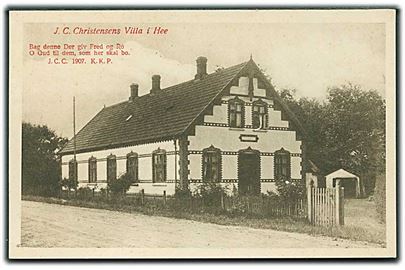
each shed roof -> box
[325,169,359,179]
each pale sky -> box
[23,22,385,138]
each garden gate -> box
[307,184,344,226]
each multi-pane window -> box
[88,156,97,183]
[152,149,166,183]
[274,149,291,179]
[107,154,117,182]
[126,152,139,183]
[228,98,245,128]
[252,101,268,129]
[202,146,221,182]
[68,159,78,182]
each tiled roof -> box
[60,61,248,154]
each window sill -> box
[152,183,167,187]
[253,129,268,133]
[229,127,245,131]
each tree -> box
[22,122,68,196]
[278,84,385,196]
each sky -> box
[22,21,386,138]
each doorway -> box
[238,147,261,195]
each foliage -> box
[107,173,133,196]
[174,188,192,199]
[274,176,305,202]
[193,182,228,207]
[22,122,68,196]
[76,187,94,200]
[374,173,386,223]
[278,84,385,196]
[59,177,78,192]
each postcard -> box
[8,9,396,259]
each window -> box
[252,100,268,129]
[274,148,291,180]
[202,146,222,182]
[152,148,166,183]
[107,154,117,182]
[68,159,78,182]
[228,97,245,128]
[126,152,139,183]
[88,156,97,183]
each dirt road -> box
[21,200,374,248]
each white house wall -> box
[61,140,178,195]
[188,77,302,195]
[60,75,303,196]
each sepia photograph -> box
[8,9,396,259]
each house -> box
[325,169,361,198]
[59,56,307,196]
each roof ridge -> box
[103,61,249,109]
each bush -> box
[275,176,305,202]
[108,173,133,196]
[193,182,228,207]
[77,187,93,200]
[374,173,386,223]
[59,177,78,191]
[174,188,192,199]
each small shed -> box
[325,169,361,198]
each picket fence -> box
[62,185,344,226]
[307,186,344,226]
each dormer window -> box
[252,100,268,129]
[125,115,133,121]
[228,97,245,128]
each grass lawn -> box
[22,195,386,246]
[344,198,386,244]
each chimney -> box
[150,75,161,94]
[195,56,207,80]
[129,83,138,101]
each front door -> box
[238,148,260,195]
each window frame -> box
[88,156,97,183]
[202,145,222,183]
[68,158,78,182]
[152,148,167,183]
[228,97,245,128]
[274,148,291,180]
[106,154,117,182]
[126,151,139,183]
[252,100,269,129]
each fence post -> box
[335,182,341,226]
[220,193,225,210]
[339,187,345,225]
[307,184,313,224]
[140,189,145,205]
[163,190,167,207]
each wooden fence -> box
[62,186,344,226]
[307,185,344,226]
